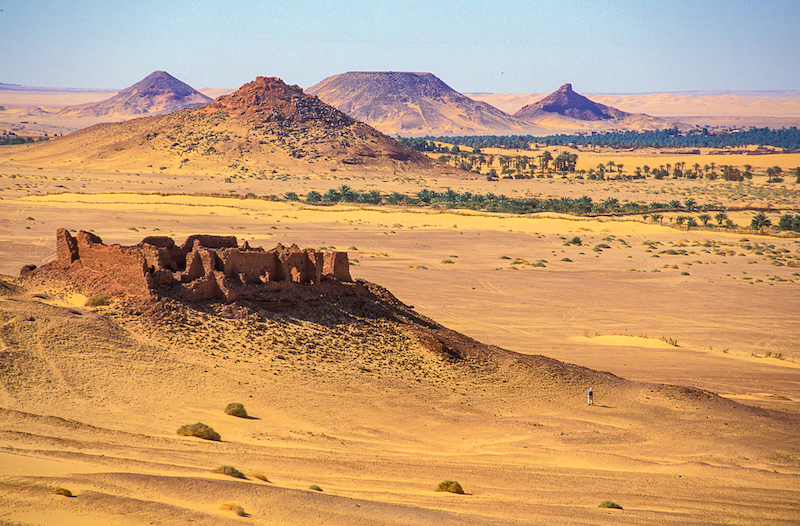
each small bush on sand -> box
[220,502,247,516]
[53,487,73,497]
[85,295,110,307]
[212,465,247,479]
[435,480,464,494]
[224,402,248,418]
[176,422,221,441]
[249,471,270,482]
[308,484,323,492]
[599,500,623,509]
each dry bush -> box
[224,402,248,418]
[176,422,221,441]
[53,487,73,497]
[220,502,247,516]
[248,471,270,482]
[212,465,247,479]
[599,500,623,509]
[308,484,323,492]
[435,480,464,494]
[84,295,110,307]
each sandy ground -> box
[1,161,799,524]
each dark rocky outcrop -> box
[514,83,631,121]
[58,71,212,118]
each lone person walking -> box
[588,387,594,405]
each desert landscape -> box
[1,38,800,526]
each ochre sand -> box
[1,167,799,525]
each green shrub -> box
[435,480,464,494]
[599,500,623,509]
[212,465,247,479]
[53,487,73,497]
[224,402,248,418]
[308,484,323,492]
[177,422,221,441]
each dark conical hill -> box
[514,83,630,121]
[58,70,212,118]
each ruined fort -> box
[25,229,352,303]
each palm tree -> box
[539,151,552,173]
[750,212,772,232]
[338,184,354,202]
[698,214,711,226]
[714,211,728,226]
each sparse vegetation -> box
[224,402,248,418]
[308,484,323,492]
[220,502,247,516]
[249,471,270,482]
[176,422,221,441]
[53,487,73,497]
[85,295,110,307]
[212,465,247,479]
[599,500,623,509]
[435,480,464,494]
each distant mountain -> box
[4,76,443,175]
[57,71,212,118]
[513,83,685,131]
[307,72,538,135]
[514,83,630,121]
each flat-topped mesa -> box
[46,229,351,302]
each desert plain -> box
[0,86,799,525]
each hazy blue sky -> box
[2,0,798,94]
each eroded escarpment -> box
[22,228,353,304]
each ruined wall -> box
[56,229,153,297]
[46,230,352,302]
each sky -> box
[1,0,799,94]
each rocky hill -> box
[514,83,683,131]
[2,76,443,175]
[514,83,629,121]
[307,72,538,136]
[57,71,212,118]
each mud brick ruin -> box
[41,228,352,302]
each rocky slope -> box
[1,76,443,175]
[307,71,538,135]
[57,71,212,118]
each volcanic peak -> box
[57,70,211,117]
[515,83,629,121]
[126,70,208,99]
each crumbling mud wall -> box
[40,228,351,302]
